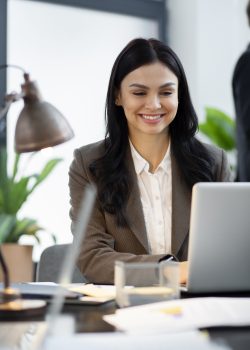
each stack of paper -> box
[103,297,250,334]
[64,283,116,304]
[44,331,231,350]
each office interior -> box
[1,0,161,261]
[0,1,249,349]
[0,0,248,261]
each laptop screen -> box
[187,182,250,293]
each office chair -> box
[36,244,87,283]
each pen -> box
[165,256,174,262]
[159,254,176,263]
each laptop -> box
[186,182,250,293]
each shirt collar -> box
[129,139,171,175]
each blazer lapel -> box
[125,147,149,252]
[171,154,191,257]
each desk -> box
[60,299,250,350]
[0,295,250,350]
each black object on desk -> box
[1,283,81,300]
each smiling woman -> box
[69,38,232,285]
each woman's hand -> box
[179,261,188,284]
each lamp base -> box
[0,298,46,320]
[0,286,21,303]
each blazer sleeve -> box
[69,148,166,284]
[214,148,233,182]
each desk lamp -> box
[0,64,74,318]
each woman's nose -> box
[145,95,161,110]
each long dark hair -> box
[90,38,214,226]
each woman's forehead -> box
[121,62,178,88]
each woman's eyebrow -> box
[129,83,149,89]
[159,82,176,88]
[128,82,176,89]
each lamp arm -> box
[0,64,26,74]
[0,247,9,289]
[0,92,25,121]
[0,64,28,121]
[0,100,11,121]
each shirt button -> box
[158,221,162,225]
[155,196,159,200]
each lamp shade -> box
[14,76,74,153]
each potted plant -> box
[199,107,236,177]
[0,148,61,282]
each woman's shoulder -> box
[75,139,106,161]
[201,141,224,156]
[200,141,230,169]
[198,141,232,181]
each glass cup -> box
[115,260,180,308]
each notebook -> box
[0,282,81,300]
[186,182,250,293]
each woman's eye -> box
[161,91,172,96]
[132,92,146,96]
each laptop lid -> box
[187,182,250,293]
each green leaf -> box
[0,148,8,187]
[0,188,4,213]
[4,177,29,214]
[0,148,9,209]
[7,217,40,243]
[0,214,17,243]
[199,107,236,151]
[0,149,62,243]
[28,158,62,194]
[11,153,21,182]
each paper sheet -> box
[103,297,250,334]
[67,283,116,299]
[43,331,231,350]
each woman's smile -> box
[139,113,165,121]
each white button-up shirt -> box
[129,141,172,254]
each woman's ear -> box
[115,91,122,106]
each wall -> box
[167,0,249,120]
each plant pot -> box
[0,244,33,283]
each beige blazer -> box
[69,140,231,284]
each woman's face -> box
[116,61,179,140]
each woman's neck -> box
[130,133,170,173]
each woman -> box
[69,38,231,284]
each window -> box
[1,0,167,259]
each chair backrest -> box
[36,244,87,283]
